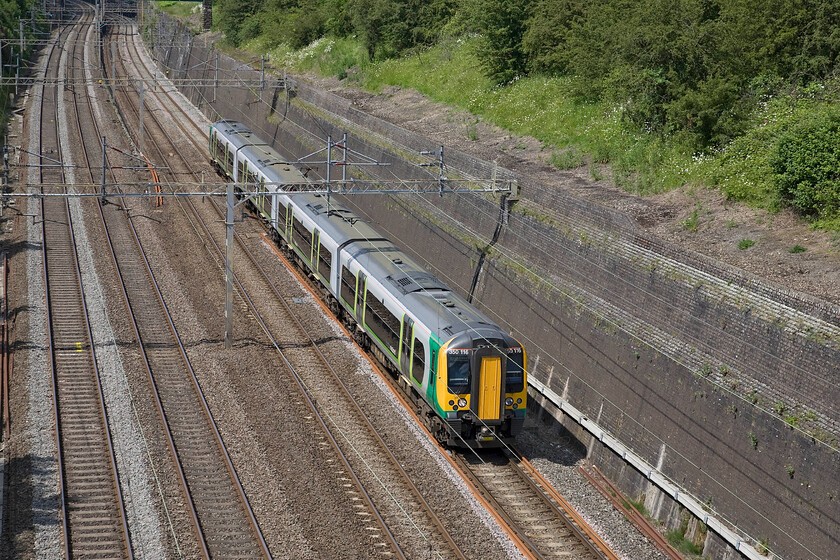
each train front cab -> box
[435,332,526,448]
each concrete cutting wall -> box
[145,14,840,560]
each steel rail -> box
[128,20,462,555]
[115,23,427,559]
[176,194,408,559]
[98,22,271,558]
[39,11,132,558]
[513,455,617,560]
[120,20,601,560]
[111,21,405,558]
[1,252,8,441]
[67,15,210,558]
[194,192,458,559]
[452,450,611,560]
[581,465,684,560]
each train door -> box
[471,347,506,425]
[313,230,320,267]
[285,204,293,240]
[399,316,414,378]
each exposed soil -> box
[302,76,840,306]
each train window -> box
[401,316,412,358]
[292,216,312,261]
[340,266,356,310]
[505,351,525,393]
[364,292,399,359]
[318,241,331,281]
[412,338,425,385]
[447,351,471,394]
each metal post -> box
[341,133,348,182]
[224,181,234,349]
[137,81,144,154]
[326,135,332,185]
[213,53,218,103]
[438,145,444,196]
[260,54,265,91]
[19,21,23,52]
[14,55,19,97]
[326,135,332,206]
[101,136,107,199]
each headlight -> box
[505,397,513,406]
[457,398,467,408]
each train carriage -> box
[210,120,527,448]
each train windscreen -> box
[447,350,471,394]
[506,350,524,393]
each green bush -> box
[772,108,840,221]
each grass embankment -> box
[154,1,200,19]
[223,31,838,231]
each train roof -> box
[341,233,499,341]
[287,195,499,341]
[289,193,386,245]
[211,120,262,151]
[213,122,514,347]
[289,195,503,343]
[212,120,309,187]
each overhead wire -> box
[120,14,830,558]
[127,16,832,556]
[121,22,465,552]
[358,152,825,559]
[84,14,840,463]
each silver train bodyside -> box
[209,120,527,447]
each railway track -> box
[59,17,272,559]
[454,449,617,560]
[580,465,683,560]
[38,11,133,559]
[102,17,634,560]
[106,21,473,559]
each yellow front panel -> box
[478,357,502,420]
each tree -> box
[469,0,533,84]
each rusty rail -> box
[580,465,685,560]
[1,251,8,441]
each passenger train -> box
[209,120,526,447]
